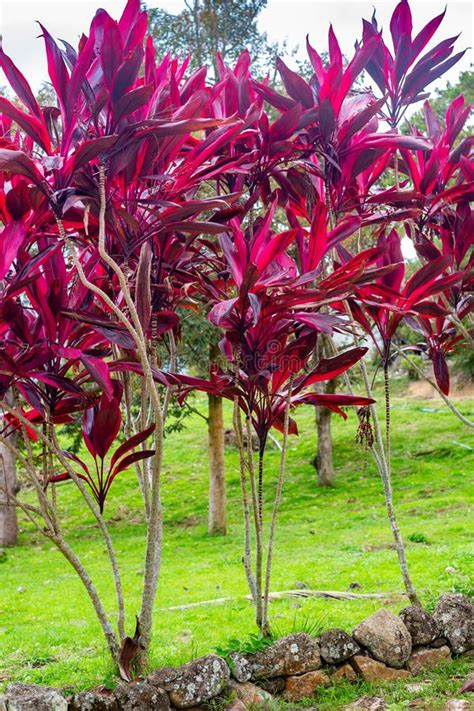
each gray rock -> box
[433,594,474,655]
[229,633,321,682]
[318,628,360,664]
[114,681,169,710]
[149,655,229,708]
[5,683,68,711]
[399,606,439,647]
[444,702,471,711]
[353,609,412,669]
[0,695,8,711]
[68,688,119,710]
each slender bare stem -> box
[9,496,49,532]
[383,362,391,467]
[52,531,120,659]
[96,167,165,665]
[1,402,127,639]
[0,420,120,657]
[262,375,293,633]
[163,330,177,423]
[57,164,166,663]
[0,429,55,530]
[124,373,149,514]
[357,356,421,606]
[139,380,152,519]
[233,399,257,602]
[245,416,263,629]
[50,427,126,640]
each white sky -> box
[0,0,472,93]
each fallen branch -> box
[158,588,406,611]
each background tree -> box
[177,310,227,535]
[313,345,338,487]
[147,0,279,77]
[0,437,18,546]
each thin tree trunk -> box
[313,335,336,486]
[233,398,257,603]
[52,533,120,660]
[208,392,226,535]
[314,377,337,486]
[0,438,18,546]
[262,375,293,634]
[57,168,166,667]
[247,418,263,631]
[359,356,421,607]
[0,426,120,659]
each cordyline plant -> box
[0,0,248,672]
[222,0,472,608]
[169,207,378,633]
[0,0,472,674]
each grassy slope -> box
[0,382,473,709]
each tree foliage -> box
[148,0,278,76]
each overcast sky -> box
[0,0,472,92]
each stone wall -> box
[1,593,473,711]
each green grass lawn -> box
[1,379,473,709]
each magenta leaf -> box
[0,222,26,280]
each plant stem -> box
[262,375,293,634]
[2,401,127,641]
[383,362,391,467]
[245,417,263,630]
[52,532,120,659]
[56,428,126,640]
[233,399,257,602]
[124,372,150,516]
[358,356,421,606]
[0,417,120,658]
[59,165,165,666]
[163,329,177,423]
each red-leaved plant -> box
[0,0,471,672]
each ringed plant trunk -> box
[314,377,337,486]
[207,392,226,535]
[382,362,421,607]
[0,438,18,546]
[358,349,421,607]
